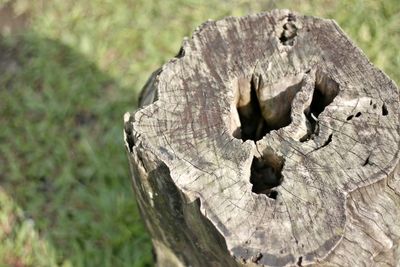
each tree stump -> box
[124,10,400,267]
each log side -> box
[124,9,400,267]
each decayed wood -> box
[124,9,400,267]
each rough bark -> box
[124,9,400,267]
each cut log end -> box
[125,9,400,267]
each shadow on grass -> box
[0,32,153,267]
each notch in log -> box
[124,9,400,267]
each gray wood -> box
[124,9,400,267]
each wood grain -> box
[125,9,400,266]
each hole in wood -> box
[233,76,267,141]
[233,74,303,141]
[250,152,284,199]
[268,190,278,199]
[301,72,339,141]
[279,15,298,46]
[297,256,303,266]
[382,103,388,116]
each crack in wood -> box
[251,252,263,263]
[297,256,303,266]
[362,154,371,166]
[124,113,135,153]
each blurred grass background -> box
[0,0,398,266]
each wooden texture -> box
[124,9,400,267]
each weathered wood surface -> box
[124,9,400,267]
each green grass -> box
[0,0,398,266]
